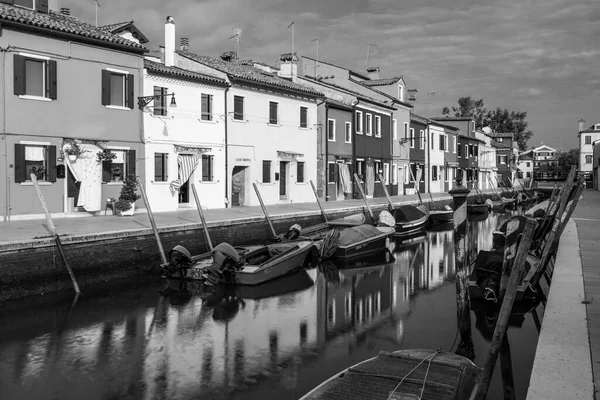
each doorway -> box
[231,166,247,206]
[179,180,190,204]
[279,162,288,199]
[67,168,81,211]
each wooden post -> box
[310,180,328,222]
[253,182,278,238]
[353,173,375,223]
[408,168,423,206]
[475,218,538,400]
[30,173,80,294]
[499,219,520,302]
[487,175,500,200]
[449,178,473,361]
[191,184,213,251]
[377,173,395,212]
[139,183,168,265]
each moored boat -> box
[394,205,430,236]
[300,349,480,400]
[467,202,490,214]
[328,224,395,259]
[429,207,454,224]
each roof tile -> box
[361,77,403,87]
[144,59,227,85]
[300,75,394,110]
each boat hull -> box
[468,203,490,214]
[332,227,394,259]
[429,210,454,223]
[394,205,430,236]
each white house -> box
[161,18,321,207]
[477,129,496,190]
[141,56,229,212]
[428,123,445,193]
[578,119,600,176]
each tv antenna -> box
[229,28,241,59]
[311,38,319,77]
[366,44,378,67]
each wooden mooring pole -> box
[252,182,278,239]
[191,183,214,251]
[139,183,168,265]
[377,173,395,213]
[449,176,474,361]
[310,180,328,222]
[30,173,80,294]
[353,173,375,224]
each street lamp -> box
[137,92,177,110]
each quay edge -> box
[0,192,505,302]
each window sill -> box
[267,123,282,127]
[366,133,373,137]
[260,182,276,186]
[199,118,218,124]
[19,95,52,102]
[327,138,336,142]
[199,181,218,184]
[295,182,308,185]
[105,182,124,185]
[21,181,51,186]
[151,114,173,120]
[345,141,352,144]
[356,131,364,135]
[299,127,310,130]
[231,118,247,123]
[152,181,170,184]
[106,105,131,111]
[375,135,381,138]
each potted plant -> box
[97,149,117,163]
[63,141,87,161]
[114,174,141,216]
[30,165,45,180]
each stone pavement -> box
[573,189,600,398]
[0,190,494,245]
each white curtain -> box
[366,163,375,197]
[25,147,45,161]
[170,155,201,195]
[339,163,352,194]
[67,143,102,212]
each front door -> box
[179,180,190,204]
[67,168,81,211]
[231,166,247,206]
[279,162,288,198]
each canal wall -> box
[0,191,504,302]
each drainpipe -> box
[224,85,230,207]
[426,125,431,194]
[1,47,8,221]
[323,100,328,201]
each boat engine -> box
[163,245,193,278]
[201,243,243,286]
[283,224,302,240]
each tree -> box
[557,148,579,169]
[442,97,487,129]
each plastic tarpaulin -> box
[337,225,383,247]
[339,163,352,194]
[365,163,375,197]
[67,143,102,212]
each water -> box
[0,210,545,400]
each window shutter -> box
[13,55,25,96]
[102,161,112,183]
[127,149,136,176]
[36,0,49,13]
[14,144,26,183]
[47,60,57,100]
[47,146,57,182]
[126,74,135,109]
[101,70,110,105]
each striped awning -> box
[174,145,212,154]
[169,154,200,195]
[277,150,304,160]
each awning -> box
[278,150,304,160]
[175,145,212,154]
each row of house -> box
[0,2,519,220]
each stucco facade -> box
[0,6,145,221]
[578,121,600,178]
[428,124,446,193]
[409,115,427,194]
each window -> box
[497,137,503,142]
[526,171,531,178]
[153,86,167,116]
[366,114,373,136]
[375,116,381,137]
[328,162,336,183]
[374,161,382,181]
[586,155,593,164]
[297,162,305,183]
[345,122,352,143]
[398,85,404,101]
[410,128,415,148]
[14,144,57,183]
[201,155,213,182]
[453,136,456,153]
[432,165,438,181]
[470,121,475,132]
[234,96,244,120]
[383,163,390,184]
[201,93,213,121]
[356,111,363,134]
[585,136,592,145]
[404,122,408,140]
[101,69,134,108]
[300,107,308,128]
[356,160,365,180]
[13,0,47,12]
[327,119,336,141]
[269,102,278,124]
[499,155,508,164]
[262,160,271,183]
[14,0,35,8]
[439,135,444,151]
[445,167,449,182]
[526,162,530,167]
[431,131,434,150]
[101,149,135,183]
[393,119,398,140]
[404,165,409,184]
[444,135,449,153]
[13,54,57,99]
[420,130,425,149]
[465,145,469,157]
[458,143,462,157]
[392,163,398,184]
[154,153,168,182]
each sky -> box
[64,0,600,151]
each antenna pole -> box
[311,38,319,77]
[288,22,295,78]
[366,44,377,67]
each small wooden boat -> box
[299,213,366,238]
[428,208,454,224]
[328,225,395,259]
[394,205,430,236]
[162,240,314,286]
[491,200,508,212]
[331,248,395,270]
[492,215,534,248]
[300,349,480,400]
[467,202,490,214]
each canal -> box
[0,210,544,400]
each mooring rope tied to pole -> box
[386,349,441,400]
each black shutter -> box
[14,55,25,96]
[126,74,135,109]
[14,144,26,183]
[101,70,110,105]
[47,146,57,182]
[102,161,112,183]
[262,161,270,183]
[36,0,48,13]
[47,60,57,100]
[127,149,136,176]
[234,96,244,119]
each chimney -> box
[180,37,189,52]
[48,0,59,12]
[578,118,586,132]
[366,66,380,80]
[59,7,70,15]
[164,16,175,67]
[159,46,165,64]
[407,89,417,103]
[220,51,237,62]
[277,52,298,81]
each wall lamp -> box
[137,93,177,110]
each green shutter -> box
[101,70,110,105]
[127,149,136,176]
[14,144,26,183]
[36,0,48,13]
[126,74,135,109]
[13,55,25,96]
[47,60,57,100]
[47,146,57,182]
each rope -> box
[386,349,441,400]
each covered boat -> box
[429,205,454,224]
[326,224,395,259]
[394,205,430,236]
[467,202,490,214]
[300,349,480,400]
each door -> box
[179,180,190,204]
[67,168,81,210]
[231,166,247,206]
[279,162,288,198]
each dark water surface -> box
[0,210,545,400]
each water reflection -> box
[0,211,540,400]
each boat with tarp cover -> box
[324,224,395,259]
[300,349,480,400]
[394,205,430,236]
